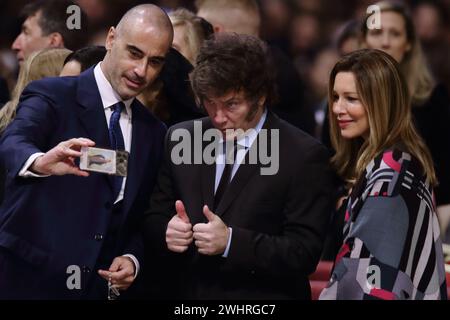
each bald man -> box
[0,5,172,299]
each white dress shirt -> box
[215,109,268,257]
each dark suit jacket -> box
[143,111,334,299]
[0,68,166,299]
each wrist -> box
[30,156,45,174]
[221,227,232,256]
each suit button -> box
[105,202,112,210]
[82,266,91,273]
[94,234,103,241]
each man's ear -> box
[49,32,64,48]
[258,95,267,108]
[105,27,116,50]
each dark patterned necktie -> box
[214,141,238,211]
[109,102,125,199]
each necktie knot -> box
[112,102,124,113]
[109,102,125,151]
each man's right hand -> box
[166,200,193,253]
[31,138,95,176]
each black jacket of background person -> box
[412,83,450,206]
[156,48,205,126]
[268,46,316,136]
[0,77,9,105]
[143,111,334,299]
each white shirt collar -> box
[93,63,133,118]
[219,108,268,149]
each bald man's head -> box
[101,4,174,100]
[116,4,173,40]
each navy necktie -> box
[109,102,125,199]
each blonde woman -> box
[169,8,213,65]
[320,49,446,300]
[0,48,70,205]
[0,48,71,133]
[362,1,450,231]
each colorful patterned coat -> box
[320,148,447,300]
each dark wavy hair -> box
[190,33,277,118]
[63,45,106,72]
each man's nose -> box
[12,35,22,51]
[214,109,227,124]
[134,60,148,78]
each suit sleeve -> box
[0,88,57,178]
[142,126,180,254]
[222,144,334,278]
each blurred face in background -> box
[365,11,411,63]
[172,25,195,65]
[413,3,442,43]
[12,11,53,65]
[11,11,64,66]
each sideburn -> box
[245,97,263,122]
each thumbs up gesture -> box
[193,205,230,255]
[166,200,193,253]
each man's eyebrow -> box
[126,44,166,62]
[150,56,166,63]
[126,44,144,54]
[224,95,241,103]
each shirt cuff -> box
[123,254,140,278]
[222,227,233,258]
[18,153,50,178]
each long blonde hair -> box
[362,1,434,105]
[0,48,71,132]
[169,8,213,65]
[328,49,437,186]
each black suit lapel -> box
[201,161,216,210]
[215,111,277,217]
[122,102,154,215]
[75,68,114,192]
[200,119,216,209]
[214,143,260,216]
[76,67,111,149]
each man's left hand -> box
[193,205,230,255]
[98,256,136,290]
